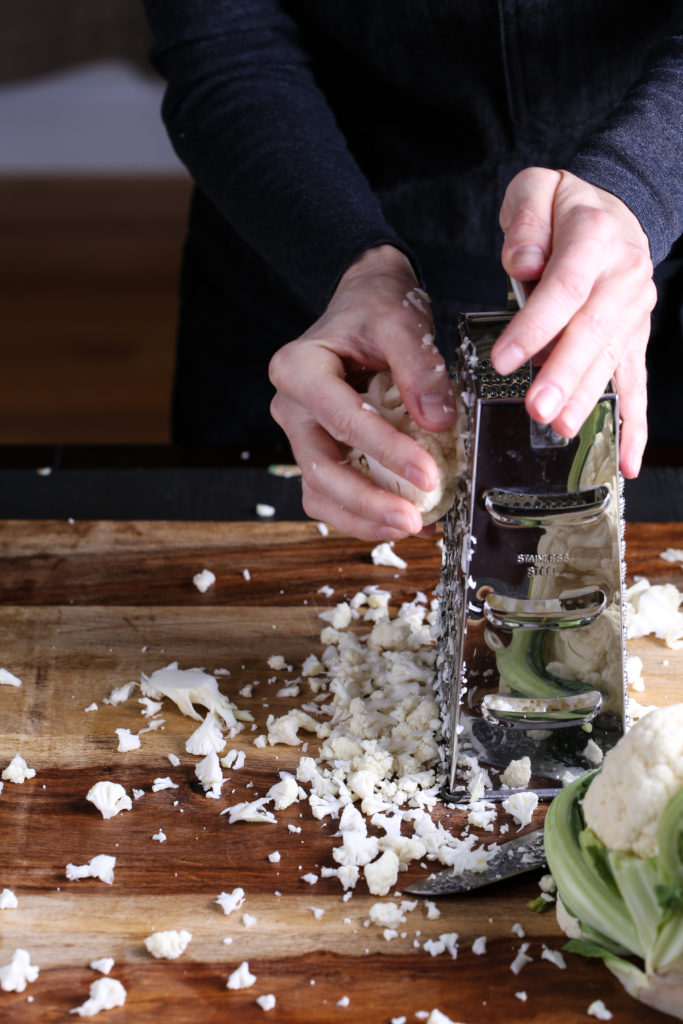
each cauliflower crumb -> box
[425,1009,460,1024]
[587,999,613,1020]
[0,948,39,992]
[256,503,276,518]
[152,776,178,792]
[317,522,329,536]
[256,993,277,1011]
[267,655,290,671]
[227,961,256,990]
[302,873,318,885]
[215,888,245,916]
[582,738,603,766]
[193,568,216,593]
[70,977,126,1016]
[311,907,325,920]
[541,945,567,969]
[471,936,487,955]
[0,668,22,687]
[500,756,532,789]
[2,754,36,783]
[364,851,400,896]
[424,900,440,921]
[268,851,281,863]
[510,942,533,975]
[89,958,114,975]
[371,542,407,569]
[66,855,116,885]
[151,830,167,843]
[502,791,538,830]
[144,929,192,959]
[86,781,132,819]
[84,702,98,712]
[115,728,140,753]
[0,889,18,909]
[241,913,257,928]
[514,991,528,1002]
[337,995,350,1007]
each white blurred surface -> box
[0,60,184,174]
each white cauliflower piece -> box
[86,781,132,819]
[364,850,400,896]
[115,728,140,753]
[89,958,115,975]
[582,704,683,858]
[348,369,466,525]
[500,756,532,790]
[70,977,127,1016]
[66,855,116,885]
[0,948,39,992]
[141,663,251,731]
[370,542,408,569]
[266,773,300,810]
[626,578,683,648]
[185,711,226,755]
[195,750,224,798]
[502,791,538,830]
[144,929,192,960]
[227,961,256,990]
[266,709,325,746]
[0,888,18,909]
[2,754,36,783]
[192,568,216,593]
[215,888,245,915]
[0,668,22,687]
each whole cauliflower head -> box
[347,370,466,525]
[582,704,683,858]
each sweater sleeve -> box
[567,33,683,265]
[142,0,412,314]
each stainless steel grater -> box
[436,289,626,803]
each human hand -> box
[492,167,657,477]
[269,245,457,540]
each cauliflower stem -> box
[545,774,683,1019]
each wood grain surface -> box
[0,519,681,1023]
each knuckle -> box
[555,264,590,306]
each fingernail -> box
[418,391,456,425]
[404,462,434,493]
[492,340,525,376]
[531,383,564,422]
[511,244,545,273]
[385,510,420,533]
[557,399,585,435]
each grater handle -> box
[484,485,610,527]
[483,588,606,630]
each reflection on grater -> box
[436,295,626,803]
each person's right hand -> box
[269,245,458,540]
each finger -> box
[378,323,457,433]
[301,480,411,542]
[613,333,649,479]
[272,341,442,493]
[523,275,636,430]
[274,395,425,535]
[492,202,619,376]
[499,167,560,280]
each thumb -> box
[500,167,561,280]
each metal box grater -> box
[436,298,626,802]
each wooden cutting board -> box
[0,519,681,1023]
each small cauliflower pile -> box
[545,704,683,1019]
[347,370,467,525]
[244,588,492,896]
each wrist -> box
[338,244,417,287]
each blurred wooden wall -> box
[0,175,191,444]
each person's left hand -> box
[492,167,657,477]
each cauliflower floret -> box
[141,663,251,731]
[70,977,127,1016]
[0,948,39,992]
[2,754,36,783]
[86,781,132,819]
[582,704,683,858]
[144,929,192,960]
[347,369,466,525]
